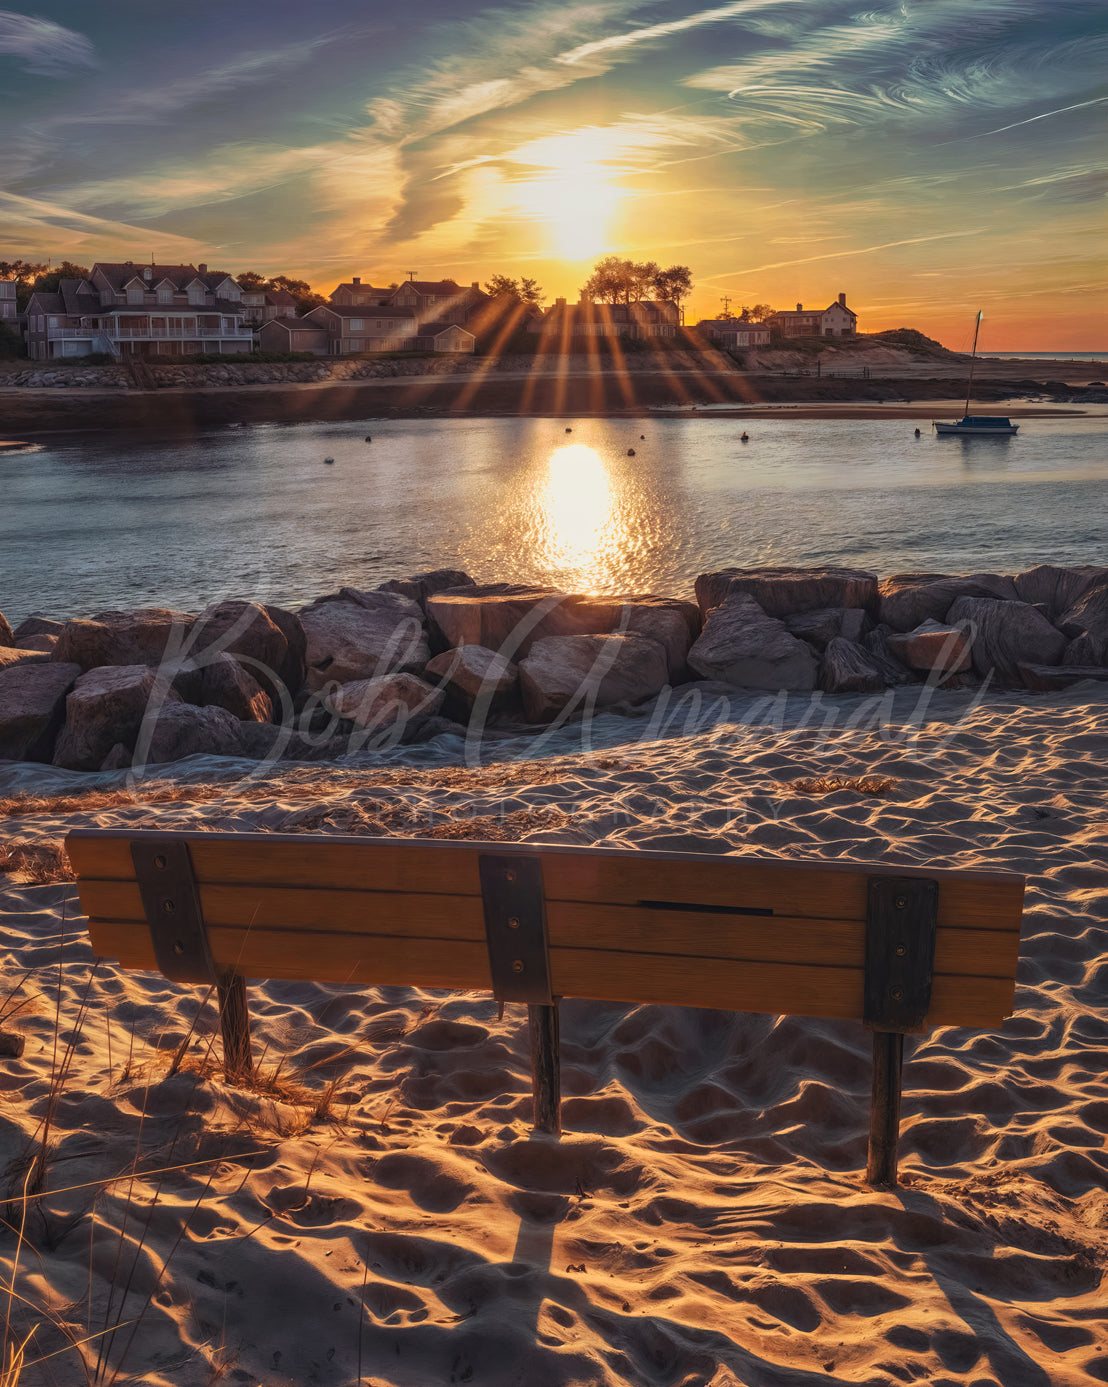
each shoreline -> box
[2,355,1106,434]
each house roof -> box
[390,280,466,296]
[259,318,327,334]
[311,303,417,321]
[331,282,391,296]
[92,262,236,293]
[419,322,475,338]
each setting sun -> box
[506,130,626,262]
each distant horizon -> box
[3,2,1104,351]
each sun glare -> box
[536,443,615,583]
[508,129,626,261]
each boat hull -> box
[935,416,1018,436]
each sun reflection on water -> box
[533,443,617,590]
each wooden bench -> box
[65,829,1025,1187]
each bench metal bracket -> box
[478,854,553,1005]
[864,875,938,1032]
[131,839,218,985]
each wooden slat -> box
[84,919,1014,1027]
[65,830,1024,932]
[74,881,1021,981]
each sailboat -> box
[934,311,1019,435]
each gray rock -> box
[861,625,916,686]
[378,570,476,612]
[423,645,519,712]
[569,595,701,681]
[190,600,288,686]
[948,596,1067,682]
[1018,663,1108,692]
[1056,578,1108,662]
[820,637,886,693]
[0,661,82,762]
[1013,564,1107,619]
[262,604,308,696]
[427,584,586,657]
[325,672,445,741]
[16,633,59,653]
[887,619,971,675]
[1062,633,1107,667]
[0,646,49,672]
[687,593,818,690]
[12,616,63,641]
[52,608,196,670]
[198,651,273,721]
[53,665,183,771]
[141,703,246,766]
[299,592,429,692]
[878,573,1018,631]
[695,567,879,620]
[518,632,670,722]
[784,606,869,651]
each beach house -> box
[529,297,680,344]
[769,293,858,339]
[24,262,254,360]
[695,318,772,349]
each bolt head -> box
[154,854,168,870]
[895,944,907,957]
[512,960,524,973]
[173,940,185,955]
[895,895,908,910]
[508,917,519,930]
[890,985,905,1001]
[161,899,176,914]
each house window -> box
[126,287,144,304]
[157,288,173,304]
[187,287,204,305]
[349,318,363,330]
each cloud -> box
[0,9,96,75]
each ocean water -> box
[981,352,1108,362]
[2,413,1106,624]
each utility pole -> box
[406,270,417,282]
[720,295,732,318]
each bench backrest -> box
[66,829,1024,1031]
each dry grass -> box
[784,775,898,797]
[0,840,75,885]
[0,760,574,822]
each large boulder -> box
[570,595,700,681]
[0,662,82,762]
[299,591,429,692]
[1018,664,1108,693]
[0,613,12,647]
[16,633,59,654]
[141,703,246,766]
[518,632,670,723]
[1056,578,1108,663]
[190,600,288,683]
[862,625,916,686]
[378,569,476,612]
[53,665,183,771]
[948,596,1067,682]
[784,607,868,652]
[51,608,196,670]
[325,672,445,740]
[427,584,587,658]
[877,573,1018,631]
[686,593,818,690]
[0,646,49,673]
[263,604,308,696]
[819,638,885,694]
[887,619,971,675]
[695,567,879,620]
[198,652,273,722]
[423,645,519,714]
[1013,565,1107,619]
[12,616,63,641]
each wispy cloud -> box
[0,9,96,75]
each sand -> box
[1,680,1106,1385]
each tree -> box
[484,274,519,298]
[740,303,774,322]
[29,261,92,295]
[652,264,693,314]
[519,277,543,308]
[0,258,49,311]
[235,270,267,291]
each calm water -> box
[2,414,1107,624]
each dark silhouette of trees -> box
[579,256,693,312]
[484,274,544,306]
[233,271,325,315]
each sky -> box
[1,0,1105,349]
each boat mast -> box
[964,310,983,416]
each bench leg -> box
[217,974,253,1080]
[866,1031,904,1188]
[528,1002,561,1135]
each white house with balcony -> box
[24,262,254,360]
[0,279,16,320]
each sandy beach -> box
[2,679,1106,1385]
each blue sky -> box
[2,0,1105,345]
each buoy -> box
[640,434,645,440]
[323,457,335,464]
[740,432,749,441]
[627,448,636,456]
[565,426,572,432]
[365,435,372,442]
[914,428,921,437]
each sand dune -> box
[1,682,1106,1385]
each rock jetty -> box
[2,564,1107,770]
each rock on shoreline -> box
[2,563,1107,772]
